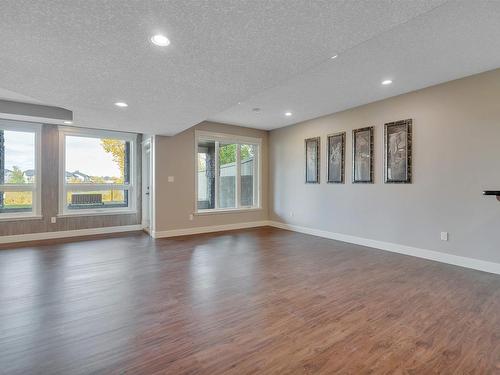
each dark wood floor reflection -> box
[1,227,499,374]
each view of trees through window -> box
[0,130,35,212]
[65,136,130,209]
[197,139,258,210]
[0,127,134,215]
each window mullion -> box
[65,183,129,191]
[0,184,36,192]
[254,146,259,207]
[236,144,241,209]
[215,141,219,209]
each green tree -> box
[100,139,125,183]
[8,166,25,184]
[241,144,253,161]
[219,144,236,165]
[219,144,253,165]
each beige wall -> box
[153,121,268,233]
[269,68,500,264]
[0,124,141,236]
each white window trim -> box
[0,120,42,220]
[58,126,137,217]
[194,130,262,214]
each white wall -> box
[269,69,500,264]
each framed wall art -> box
[384,119,412,183]
[327,132,345,183]
[305,137,320,183]
[352,126,374,183]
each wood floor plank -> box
[0,227,499,374]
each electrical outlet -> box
[168,176,174,182]
[189,214,194,221]
[51,217,57,224]
[440,232,448,241]
[289,211,294,217]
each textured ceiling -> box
[210,0,500,129]
[0,1,498,135]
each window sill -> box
[0,215,43,222]
[195,207,262,216]
[57,210,137,218]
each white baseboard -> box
[268,221,500,275]
[4,219,497,276]
[0,224,144,244]
[151,221,271,238]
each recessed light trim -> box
[382,79,393,85]
[115,102,128,108]
[285,112,292,117]
[151,34,170,47]
[63,120,73,125]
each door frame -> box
[141,136,155,234]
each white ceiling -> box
[211,0,500,129]
[0,1,499,135]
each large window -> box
[59,127,136,215]
[196,131,261,212]
[0,120,41,219]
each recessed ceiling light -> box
[382,79,393,85]
[331,54,338,59]
[285,112,292,117]
[115,102,128,108]
[63,120,73,125]
[151,34,170,47]
[252,108,261,112]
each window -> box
[0,120,41,219]
[59,127,137,215]
[196,131,261,212]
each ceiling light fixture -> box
[331,54,338,59]
[382,79,393,85]
[63,120,73,125]
[115,102,128,108]
[285,112,292,117]
[151,34,170,47]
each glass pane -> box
[65,136,130,184]
[197,140,215,210]
[240,144,256,207]
[0,130,35,184]
[218,143,236,209]
[66,190,128,210]
[0,191,33,213]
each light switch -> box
[51,217,57,224]
[168,176,174,182]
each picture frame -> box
[305,137,320,183]
[352,126,374,183]
[327,132,345,183]
[384,119,412,184]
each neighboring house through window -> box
[0,119,41,219]
[59,127,137,215]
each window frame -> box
[0,119,42,221]
[58,126,137,216]
[194,130,262,214]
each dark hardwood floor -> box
[0,227,499,374]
